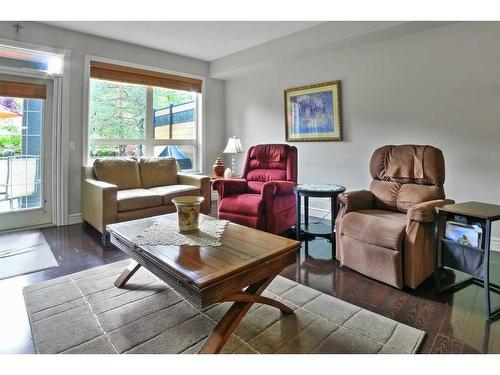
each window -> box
[87,61,202,171]
[0,43,63,75]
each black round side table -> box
[293,183,346,257]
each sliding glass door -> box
[0,77,53,231]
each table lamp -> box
[223,136,243,177]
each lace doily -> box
[133,217,229,247]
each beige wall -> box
[224,22,500,239]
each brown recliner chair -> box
[335,145,454,289]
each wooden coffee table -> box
[107,213,301,354]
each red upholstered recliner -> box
[214,144,297,234]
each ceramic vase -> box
[213,157,224,177]
[171,196,205,234]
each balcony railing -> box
[153,101,195,127]
[0,155,40,210]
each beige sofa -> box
[82,157,210,244]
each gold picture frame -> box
[284,80,342,142]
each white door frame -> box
[0,40,70,228]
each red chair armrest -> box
[261,181,296,199]
[213,178,247,199]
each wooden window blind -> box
[0,80,46,99]
[89,61,202,93]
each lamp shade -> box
[223,136,243,154]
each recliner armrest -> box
[213,178,247,199]
[407,199,455,222]
[261,180,295,199]
[337,190,374,213]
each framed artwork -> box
[284,80,342,142]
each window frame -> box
[83,56,204,173]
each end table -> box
[294,183,346,257]
[435,201,500,320]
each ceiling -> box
[43,21,323,61]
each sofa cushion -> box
[116,189,162,212]
[93,158,141,190]
[218,193,263,217]
[139,157,178,188]
[149,185,200,205]
[340,210,407,252]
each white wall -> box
[0,22,225,218]
[224,22,500,238]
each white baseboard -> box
[491,237,500,252]
[67,213,83,225]
[308,205,500,252]
[308,206,330,220]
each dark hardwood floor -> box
[0,221,499,354]
[280,237,500,354]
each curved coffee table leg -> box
[114,261,141,288]
[252,295,293,314]
[220,293,293,314]
[199,273,292,354]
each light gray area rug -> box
[0,230,58,280]
[23,259,425,354]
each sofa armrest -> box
[212,178,247,199]
[337,190,374,214]
[407,199,455,223]
[84,179,117,191]
[261,181,295,199]
[177,172,209,188]
[81,178,118,233]
[177,173,211,214]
